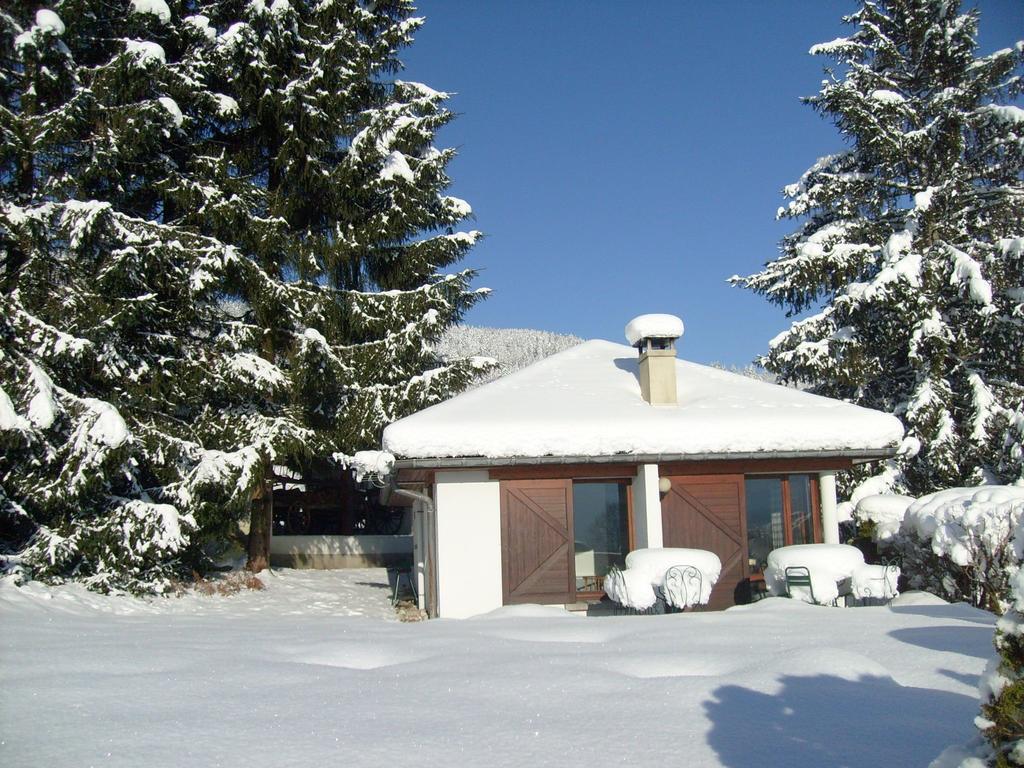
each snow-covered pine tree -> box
[0,0,285,591]
[2,1,486,585]
[181,0,487,568]
[733,0,1024,497]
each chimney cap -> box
[625,314,684,347]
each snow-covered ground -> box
[1,570,993,767]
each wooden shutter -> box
[500,479,575,605]
[661,474,747,610]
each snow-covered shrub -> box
[932,570,1024,768]
[854,494,917,543]
[860,488,1024,614]
[977,567,1024,765]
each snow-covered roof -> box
[382,340,903,461]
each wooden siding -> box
[489,464,637,481]
[658,457,853,476]
[500,479,575,605]
[661,474,747,610]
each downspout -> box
[381,481,437,618]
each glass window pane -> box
[745,478,784,572]
[788,475,814,545]
[572,482,630,592]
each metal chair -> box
[663,564,704,611]
[389,568,417,606]
[784,566,823,605]
[852,561,901,606]
[605,564,659,615]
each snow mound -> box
[765,544,866,604]
[903,486,1024,566]
[290,642,426,670]
[855,493,916,541]
[786,648,894,683]
[605,548,721,609]
[470,604,577,620]
[889,590,949,607]
[608,652,746,679]
[624,313,684,345]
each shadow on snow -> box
[705,673,975,768]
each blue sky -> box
[402,1,1023,366]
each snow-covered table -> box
[765,544,900,605]
[603,548,721,611]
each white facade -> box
[424,467,846,619]
[433,471,503,619]
[429,466,672,618]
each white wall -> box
[434,470,503,619]
[632,464,663,549]
[268,534,412,556]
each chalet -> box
[380,315,904,618]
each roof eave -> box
[392,446,899,471]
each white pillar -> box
[632,464,663,549]
[819,471,840,544]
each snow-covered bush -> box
[858,488,1024,613]
[977,567,1024,765]
[932,570,1024,768]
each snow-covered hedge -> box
[856,487,1024,613]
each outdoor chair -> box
[662,564,704,611]
[849,560,901,606]
[388,567,417,606]
[784,566,830,606]
[605,564,654,615]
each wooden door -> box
[500,479,575,605]
[661,474,747,610]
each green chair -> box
[784,566,818,604]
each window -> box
[744,475,819,573]
[572,481,631,593]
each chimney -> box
[625,314,684,406]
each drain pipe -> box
[381,480,437,618]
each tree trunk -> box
[246,478,272,572]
